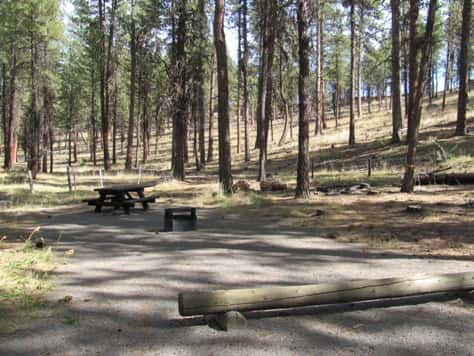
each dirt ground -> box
[1,202,473,355]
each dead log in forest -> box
[178,271,474,316]
[415,173,474,185]
[260,181,288,192]
[316,183,371,195]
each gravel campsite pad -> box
[1,207,474,355]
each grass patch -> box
[313,169,400,188]
[0,229,58,334]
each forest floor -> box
[1,207,474,355]
[1,92,474,353]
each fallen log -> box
[260,181,288,192]
[415,173,474,185]
[178,271,474,316]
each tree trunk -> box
[112,73,118,164]
[401,0,438,193]
[7,44,18,170]
[314,0,322,136]
[348,1,356,146]
[98,0,110,170]
[242,0,250,162]
[258,0,277,182]
[1,63,7,169]
[357,6,364,120]
[106,0,117,166]
[172,0,187,180]
[197,0,207,169]
[28,38,41,179]
[207,52,215,163]
[455,0,472,136]
[237,9,242,154]
[126,1,137,170]
[142,76,150,164]
[319,8,326,130]
[295,0,311,199]
[214,0,233,194]
[278,46,289,146]
[193,90,200,170]
[91,69,97,166]
[391,0,402,144]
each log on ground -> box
[260,181,288,192]
[415,173,474,185]
[178,272,474,316]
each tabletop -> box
[94,182,157,194]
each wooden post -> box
[311,160,314,179]
[73,167,76,191]
[138,165,142,184]
[368,158,372,177]
[27,170,34,193]
[67,166,73,192]
[178,271,474,316]
[98,169,104,188]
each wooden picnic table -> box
[85,182,159,214]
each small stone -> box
[367,190,380,195]
[406,205,423,213]
[65,249,75,257]
[62,295,73,303]
[214,311,247,331]
[326,232,339,239]
[313,209,325,217]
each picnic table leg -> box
[112,192,130,214]
[95,194,106,213]
[137,189,149,210]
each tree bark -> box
[28,37,41,179]
[126,1,137,170]
[242,0,250,162]
[98,0,110,170]
[401,0,438,193]
[295,0,311,199]
[171,0,187,180]
[348,1,356,146]
[214,0,233,194]
[258,0,277,182]
[391,0,402,144]
[91,69,97,166]
[455,0,472,136]
[1,63,7,169]
[207,52,215,163]
[314,0,322,136]
[5,44,18,170]
[197,0,207,169]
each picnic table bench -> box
[84,182,159,214]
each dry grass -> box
[0,228,60,334]
[0,91,472,255]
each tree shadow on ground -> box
[1,206,473,355]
